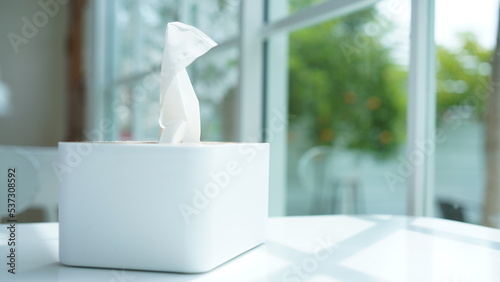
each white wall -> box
[0,0,67,146]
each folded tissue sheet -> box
[159,22,217,143]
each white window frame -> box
[242,0,436,217]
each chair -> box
[298,146,364,215]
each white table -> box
[1,215,500,281]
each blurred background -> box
[1,0,499,229]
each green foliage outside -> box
[288,5,492,160]
[436,32,492,120]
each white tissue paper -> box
[159,22,217,143]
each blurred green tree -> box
[288,8,406,159]
[437,32,491,121]
[288,5,491,159]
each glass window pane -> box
[191,48,240,142]
[113,0,137,78]
[107,0,240,142]
[434,0,500,226]
[111,84,133,140]
[288,0,331,17]
[286,0,411,216]
[179,0,240,43]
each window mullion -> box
[238,0,265,142]
[264,0,289,216]
[131,1,144,140]
[85,0,106,140]
[407,0,436,217]
[262,0,378,38]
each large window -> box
[87,0,500,227]
[434,0,499,225]
[286,1,410,215]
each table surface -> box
[1,215,500,282]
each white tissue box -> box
[58,142,269,273]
